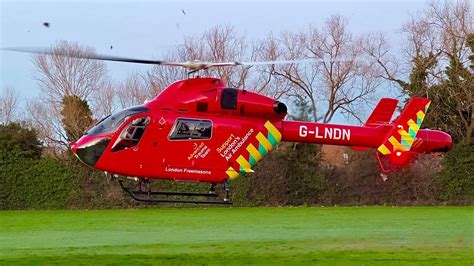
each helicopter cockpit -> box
[72,105,150,167]
[86,105,149,136]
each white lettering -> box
[343,129,351,140]
[165,167,183,173]
[324,127,332,139]
[231,128,254,154]
[165,167,211,175]
[218,129,254,161]
[315,127,323,138]
[333,128,341,140]
[299,125,307,137]
[299,126,351,141]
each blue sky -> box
[1,0,425,104]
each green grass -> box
[0,207,472,265]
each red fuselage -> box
[71,77,452,183]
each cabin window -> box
[111,116,150,152]
[169,118,212,140]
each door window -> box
[111,117,150,152]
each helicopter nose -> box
[72,137,110,167]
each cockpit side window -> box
[169,118,212,140]
[111,116,150,152]
[86,105,149,136]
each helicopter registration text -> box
[299,125,351,141]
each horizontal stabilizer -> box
[365,98,399,127]
[352,98,398,152]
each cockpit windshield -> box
[86,105,149,136]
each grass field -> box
[0,207,472,265]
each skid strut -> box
[117,179,232,205]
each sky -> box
[0,0,427,115]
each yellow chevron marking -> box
[226,167,239,179]
[237,155,253,173]
[264,121,282,142]
[398,129,414,147]
[407,119,419,132]
[256,132,273,152]
[417,110,425,121]
[246,144,262,162]
[389,136,408,151]
[378,144,391,155]
[398,128,410,136]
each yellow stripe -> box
[226,167,239,179]
[378,144,391,155]
[236,155,253,173]
[407,119,419,132]
[388,136,408,151]
[425,102,431,109]
[398,128,410,137]
[246,144,262,162]
[264,121,282,142]
[398,129,414,147]
[256,132,273,152]
[417,110,425,121]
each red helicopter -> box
[6,49,453,204]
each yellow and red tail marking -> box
[377,98,431,155]
[226,120,281,180]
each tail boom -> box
[280,121,451,153]
[281,121,386,148]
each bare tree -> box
[0,86,19,124]
[33,41,110,147]
[252,33,304,100]
[183,25,253,87]
[423,0,473,144]
[34,41,107,104]
[116,72,150,109]
[146,55,186,99]
[91,79,116,119]
[147,25,255,92]
[25,99,68,154]
[368,1,472,83]
[259,15,383,123]
[368,0,473,144]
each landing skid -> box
[117,178,232,205]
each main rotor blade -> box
[3,47,362,71]
[237,58,359,66]
[237,59,313,65]
[2,47,173,66]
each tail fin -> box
[352,98,399,151]
[365,98,399,127]
[377,98,431,155]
